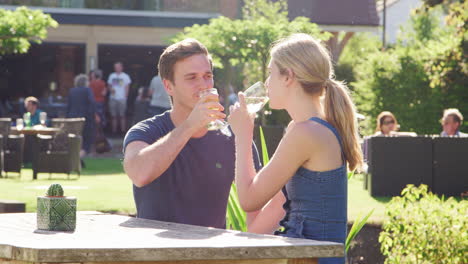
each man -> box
[440,108,468,137]
[148,74,171,117]
[123,39,283,230]
[24,96,44,126]
[107,62,131,135]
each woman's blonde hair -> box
[270,33,363,171]
[375,111,398,133]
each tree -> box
[0,6,58,55]
[352,1,467,135]
[171,0,330,117]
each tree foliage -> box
[0,6,58,55]
[171,0,330,121]
[352,2,467,135]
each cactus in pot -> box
[37,183,76,231]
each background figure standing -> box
[67,74,97,157]
[89,69,107,127]
[440,108,467,137]
[148,74,171,117]
[107,62,131,135]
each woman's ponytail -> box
[324,79,363,171]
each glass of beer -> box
[198,88,230,135]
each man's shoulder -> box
[132,112,171,132]
[124,112,172,149]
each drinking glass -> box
[198,88,228,130]
[16,118,24,131]
[40,112,47,126]
[243,81,269,114]
[23,113,31,127]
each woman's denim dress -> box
[275,117,347,264]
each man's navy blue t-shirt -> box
[123,111,261,228]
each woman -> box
[374,111,399,136]
[228,34,363,264]
[67,74,97,157]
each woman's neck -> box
[286,87,324,122]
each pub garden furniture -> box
[10,126,60,165]
[432,137,468,197]
[31,131,82,180]
[0,212,344,264]
[364,136,468,197]
[51,117,85,137]
[366,136,433,197]
[0,118,25,177]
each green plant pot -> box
[37,196,77,231]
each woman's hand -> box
[228,92,255,140]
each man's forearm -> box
[124,122,195,187]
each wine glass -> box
[16,118,24,131]
[198,88,231,136]
[243,81,269,114]
[40,112,47,126]
[23,113,31,128]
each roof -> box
[288,0,380,27]
[0,5,216,28]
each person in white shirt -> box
[107,62,131,135]
[440,108,468,137]
[148,74,171,116]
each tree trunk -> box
[326,32,355,63]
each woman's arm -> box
[229,94,312,212]
[247,190,286,234]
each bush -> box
[379,184,468,264]
[352,3,467,135]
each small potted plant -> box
[37,183,76,231]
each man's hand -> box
[183,93,226,134]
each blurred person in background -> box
[24,96,44,126]
[440,108,468,137]
[67,74,97,158]
[107,62,131,135]
[89,69,107,126]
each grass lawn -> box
[0,158,135,215]
[0,158,390,224]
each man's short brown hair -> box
[158,38,212,83]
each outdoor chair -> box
[32,131,81,180]
[366,136,433,196]
[0,135,3,176]
[0,118,24,177]
[50,118,85,136]
[432,137,468,197]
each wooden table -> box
[10,127,60,136]
[0,212,344,264]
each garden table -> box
[0,211,343,264]
[10,126,61,166]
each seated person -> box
[24,96,44,126]
[374,111,416,137]
[440,108,468,137]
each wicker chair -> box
[50,118,86,136]
[32,131,82,179]
[0,118,24,177]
